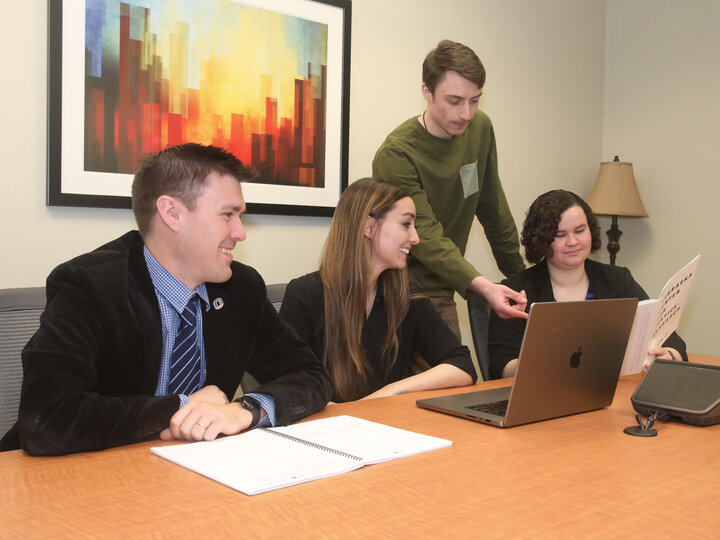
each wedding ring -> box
[196,421,208,429]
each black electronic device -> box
[631,359,720,426]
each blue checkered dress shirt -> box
[144,247,275,427]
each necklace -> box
[421,111,428,131]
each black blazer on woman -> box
[280,271,476,402]
[488,259,688,379]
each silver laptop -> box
[417,298,638,427]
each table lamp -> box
[586,156,648,265]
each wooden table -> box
[3,355,719,538]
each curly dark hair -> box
[521,190,602,264]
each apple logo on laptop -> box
[569,347,582,368]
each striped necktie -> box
[168,296,201,395]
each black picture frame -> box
[47,0,351,216]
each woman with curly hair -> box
[280,178,476,402]
[487,189,687,379]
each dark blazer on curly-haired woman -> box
[488,258,688,379]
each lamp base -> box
[606,215,622,266]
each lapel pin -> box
[213,297,224,310]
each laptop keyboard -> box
[466,400,509,416]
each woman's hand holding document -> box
[621,255,700,375]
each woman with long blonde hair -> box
[280,178,476,402]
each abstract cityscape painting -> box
[48,0,351,215]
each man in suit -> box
[0,143,332,456]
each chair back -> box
[0,287,46,438]
[266,283,287,312]
[237,282,288,396]
[466,291,491,381]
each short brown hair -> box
[521,190,602,264]
[422,39,486,94]
[131,143,256,237]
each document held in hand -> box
[620,255,700,375]
[151,415,452,495]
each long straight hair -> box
[320,178,412,401]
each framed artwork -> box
[47,0,351,216]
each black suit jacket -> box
[487,259,688,379]
[1,231,332,455]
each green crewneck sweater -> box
[372,111,524,298]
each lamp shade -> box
[586,159,648,217]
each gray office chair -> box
[266,283,287,312]
[237,282,288,395]
[0,287,46,439]
[466,291,491,381]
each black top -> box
[0,231,332,455]
[280,272,477,402]
[488,259,688,379]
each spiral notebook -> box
[151,415,452,495]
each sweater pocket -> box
[459,161,479,198]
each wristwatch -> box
[237,395,262,428]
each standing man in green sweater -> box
[373,39,528,338]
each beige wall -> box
[601,0,719,355]
[1,1,715,354]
